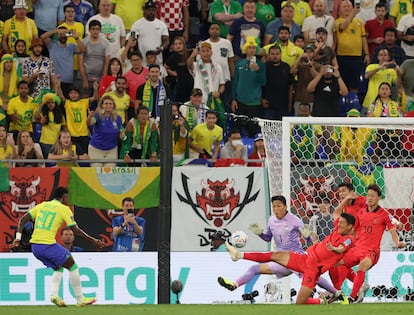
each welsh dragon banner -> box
[68,167,160,209]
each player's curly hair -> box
[51,187,69,201]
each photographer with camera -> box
[362,48,401,114]
[112,197,145,252]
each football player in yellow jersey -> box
[11,187,104,307]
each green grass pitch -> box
[2,303,414,315]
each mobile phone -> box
[127,208,135,216]
[66,31,73,37]
[250,56,256,64]
[355,1,361,8]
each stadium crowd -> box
[0,0,414,166]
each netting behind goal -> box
[259,116,414,303]
[260,116,414,251]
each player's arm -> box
[327,236,353,254]
[308,216,318,243]
[326,242,346,254]
[333,191,358,219]
[10,213,33,248]
[388,227,406,249]
[70,225,104,248]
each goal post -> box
[258,116,414,303]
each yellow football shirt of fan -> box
[39,111,66,145]
[281,1,312,26]
[334,17,366,56]
[113,0,146,30]
[65,98,90,137]
[390,0,412,25]
[3,16,38,54]
[7,95,37,132]
[362,64,397,108]
[190,123,223,156]
[104,91,130,124]
[29,199,76,245]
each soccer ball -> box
[230,230,248,248]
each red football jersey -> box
[355,206,394,250]
[307,219,354,273]
[344,196,366,230]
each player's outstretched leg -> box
[217,276,237,291]
[225,241,243,261]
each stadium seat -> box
[242,137,255,156]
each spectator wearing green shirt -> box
[210,0,243,38]
[256,0,275,27]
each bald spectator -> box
[86,0,126,58]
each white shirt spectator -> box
[86,13,126,58]
[130,17,169,65]
[204,37,234,82]
[192,58,225,105]
[356,0,379,23]
[397,14,414,58]
[302,14,335,47]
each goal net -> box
[258,116,414,303]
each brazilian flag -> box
[334,164,385,197]
[68,167,160,209]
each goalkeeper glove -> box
[249,224,264,236]
[300,224,312,239]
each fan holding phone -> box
[112,197,146,252]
